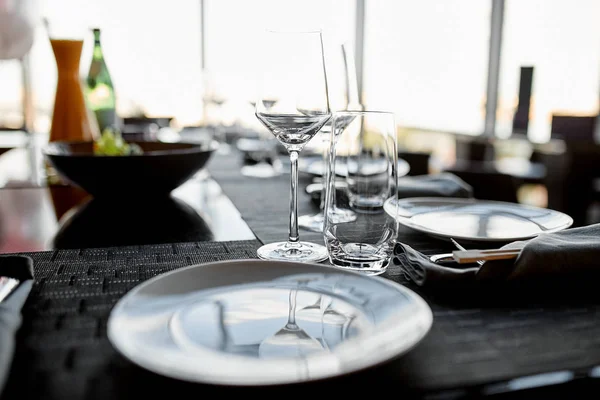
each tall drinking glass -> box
[255,30,330,262]
[324,111,399,275]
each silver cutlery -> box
[429,252,455,264]
[450,238,485,266]
[452,248,520,264]
[429,238,520,265]
[429,238,486,266]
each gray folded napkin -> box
[397,173,473,199]
[0,256,34,396]
[393,224,600,291]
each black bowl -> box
[43,140,218,198]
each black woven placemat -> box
[2,241,263,400]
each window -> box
[0,0,356,131]
[363,0,491,135]
[203,0,356,127]
[2,0,598,144]
[497,0,600,143]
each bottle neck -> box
[93,31,103,59]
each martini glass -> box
[258,288,324,358]
[254,30,330,262]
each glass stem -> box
[287,289,298,326]
[289,150,300,243]
[327,133,338,210]
[319,135,328,211]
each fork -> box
[450,238,484,266]
[428,238,486,265]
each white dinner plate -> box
[384,197,573,242]
[107,259,432,386]
[299,155,411,178]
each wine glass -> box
[254,30,330,262]
[258,288,324,358]
[299,42,362,232]
[295,291,357,350]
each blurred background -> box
[1,0,597,138]
[1,0,599,223]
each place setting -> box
[98,79,596,392]
[104,30,434,388]
[39,28,594,391]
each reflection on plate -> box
[299,156,410,178]
[384,197,573,242]
[107,260,432,386]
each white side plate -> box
[385,197,573,242]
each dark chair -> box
[454,134,495,162]
[449,134,518,203]
[398,150,431,176]
[444,167,519,203]
[530,148,569,212]
[547,114,600,226]
[550,114,596,142]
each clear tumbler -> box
[323,111,399,275]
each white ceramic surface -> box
[108,259,432,386]
[385,197,573,242]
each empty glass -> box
[254,30,330,262]
[323,111,399,275]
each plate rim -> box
[107,258,433,386]
[385,196,574,242]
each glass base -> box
[327,243,391,276]
[257,241,328,263]
[298,208,357,233]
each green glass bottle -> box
[86,28,119,133]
